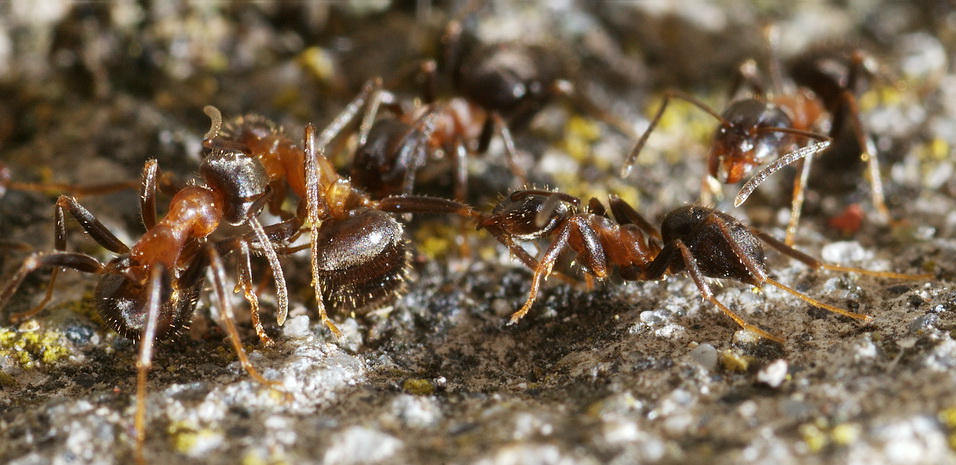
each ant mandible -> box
[0,125,298,463]
[205,80,479,338]
[621,31,888,246]
[478,189,928,342]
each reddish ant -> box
[203,80,479,337]
[622,33,889,245]
[0,137,295,463]
[477,189,928,342]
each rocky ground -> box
[1,1,956,465]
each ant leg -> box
[608,194,661,240]
[0,252,104,320]
[510,217,606,324]
[141,160,159,231]
[451,137,472,256]
[489,113,529,185]
[10,196,130,321]
[550,79,638,140]
[750,226,934,281]
[621,90,724,178]
[784,149,814,245]
[246,215,289,327]
[206,246,279,386]
[649,240,783,342]
[833,86,891,222]
[235,241,274,346]
[57,196,131,254]
[133,264,164,465]
[705,217,871,321]
[304,123,341,338]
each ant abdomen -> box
[94,264,199,341]
[312,208,410,312]
[351,119,429,199]
[659,206,767,283]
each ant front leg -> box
[8,195,130,321]
[235,241,273,346]
[510,216,606,324]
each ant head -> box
[200,148,270,225]
[456,43,562,118]
[479,191,573,240]
[708,99,793,184]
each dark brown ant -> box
[362,2,636,203]
[478,189,928,342]
[0,138,296,463]
[622,34,889,245]
[203,80,479,337]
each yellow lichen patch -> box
[938,407,956,450]
[0,324,72,369]
[799,419,862,452]
[830,422,862,446]
[402,378,434,395]
[718,349,753,372]
[799,421,829,453]
[168,420,223,456]
[559,115,603,166]
[414,221,460,261]
[297,46,345,92]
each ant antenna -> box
[622,90,726,178]
[203,105,223,140]
[734,139,831,207]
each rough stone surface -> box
[1,2,956,465]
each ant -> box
[0,130,298,463]
[477,189,928,342]
[621,31,889,246]
[361,1,637,204]
[203,80,479,338]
